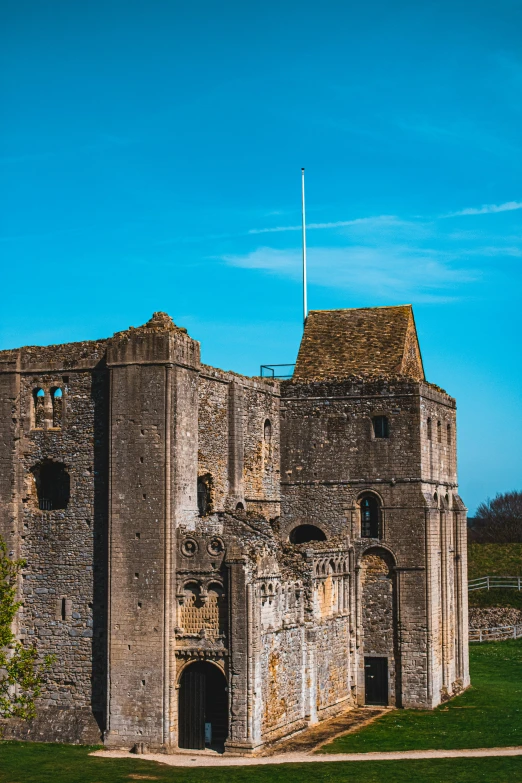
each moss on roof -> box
[293,305,425,382]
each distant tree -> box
[0,536,52,726]
[473,491,522,543]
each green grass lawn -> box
[1,639,521,783]
[467,543,522,580]
[468,543,522,609]
[320,638,522,753]
[0,743,521,783]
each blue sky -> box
[2,1,521,512]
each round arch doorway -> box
[178,661,228,750]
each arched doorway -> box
[178,661,228,750]
[289,524,326,544]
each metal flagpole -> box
[301,167,308,328]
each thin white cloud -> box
[248,215,405,235]
[223,245,476,303]
[444,201,522,218]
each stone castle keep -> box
[0,305,469,752]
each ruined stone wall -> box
[259,624,306,741]
[243,382,280,518]
[197,367,280,518]
[198,371,229,511]
[314,617,351,717]
[0,337,110,742]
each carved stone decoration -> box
[181,538,198,557]
[207,537,225,556]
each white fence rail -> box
[469,624,522,643]
[468,576,522,592]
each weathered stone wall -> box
[360,550,397,704]
[0,337,109,742]
[280,376,468,710]
[0,310,469,751]
[197,366,280,517]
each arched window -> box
[289,525,327,544]
[447,423,452,446]
[437,421,442,443]
[235,502,244,511]
[360,494,381,538]
[51,387,63,428]
[197,476,211,516]
[264,419,272,442]
[31,460,70,510]
[427,418,432,440]
[33,388,45,429]
[372,416,389,439]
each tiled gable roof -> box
[292,305,425,382]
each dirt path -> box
[92,746,522,767]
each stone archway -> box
[178,661,228,750]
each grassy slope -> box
[321,638,522,753]
[468,544,522,608]
[467,544,522,579]
[0,744,521,783]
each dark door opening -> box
[364,656,388,706]
[178,662,228,750]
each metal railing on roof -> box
[260,364,295,379]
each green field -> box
[467,544,522,608]
[467,543,522,580]
[1,639,522,783]
[320,638,522,753]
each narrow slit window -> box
[372,416,389,439]
[427,418,432,440]
[197,476,211,516]
[447,423,452,445]
[51,387,63,428]
[34,388,45,428]
[360,495,381,538]
[437,421,442,443]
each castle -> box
[0,305,469,752]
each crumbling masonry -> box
[0,305,469,752]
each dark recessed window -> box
[447,424,452,446]
[360,495,381,538]
[372,416,389,439]
[427,418,432,440]
[289,525,327,544]
[437,421,442,443]
[197,477,211,516]
[264,419,272,442]
[32,460,70,511]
